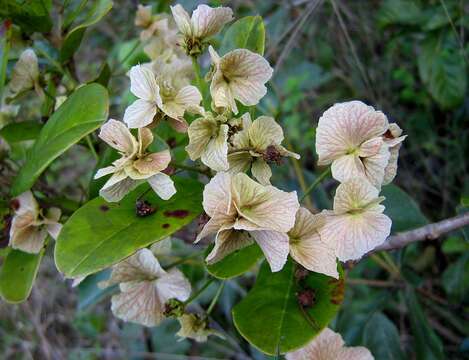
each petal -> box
[14,191,39,217]
[155,268,191,303]
[331,154,365,184]
[250,230,289,272]
[133,149,171,175]
[251,159,272,185]
[150,237,172,256]
[46,223,62,240]
[186,116,217,160]
[9,49,39,94]
[333,178,381,214]
[195,214,234,243]
[168,117,189,133]
[315,101,388,165]
[249,116,284,150]
[135,4,153,27]
[220,49,273,107]
[338,347,374,360]
[9,226,47,254]
[210,69,238,114]
[94,165,117,179]
[319,211,392,261]
[231,112,252,149]
[358,137,382,157]
[129,65,160,101]
[206,229,253,264]
[227,152,252,174]
[285,328,344,360]
[201,124,229,171]
[170,4,192,36]
[111,280,165,326]
[147,173,176,200]
[138,127,154,154]
[202,172,234,217]
[383,142,403,185]
[102,248,166,287]
[191,5,233,38]
[231,173,299,232]
[362,144,390,189]
[100,172,140,202]
[123,99,157,129]
[161,85,202,120]
[99,119,138,155]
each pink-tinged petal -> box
[133,149,171,175]
[135,4,152,27]
[9,226,48,254]
[338,347,374,360]
[231,173,299,232]
[285,328,345,360]
[362,144,390,189]
[43,207,62,240]
[208,45,221,64]
[383,141,404,185]
[195,214,235,243]
[289,208,338,278]
[94,165,116,179]
[231,113,252,148]
[191,5,233,38]
[206,229,253,264]
[358,137,382,157]
[138,127,154,154]
[251,159,272,185]
[123,99,157,129]
[210,67,238,113]
[98,119,138,155]
[111,280,165,326]
[202,172,234,217]
[9,49,39,94]
[171,4,192,36]
[249,116,284,149]
[186,116,217,160]
[129,65,160,101]
[168,117,189,133]
[319,211,391,261]
[333,178,381,214]
[147,173,176,200]
[46,223,62,240]
[14,191,39,217]
[316,101,388,165]
[250,230,289,272]
[100,172,140,202]
[155,268,191,303]
[201,124,229,171]
[331,154,365,184]
[162,85,202,120]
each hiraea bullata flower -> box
[9,49,41,96]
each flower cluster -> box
[91,3,405,349]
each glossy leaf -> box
[0,120,42,144]
[220,16,265,55]
[0,249,43,303]
[206,243,263,279]
[11,83,109,196]
[232,260,344,355]
[382,184,428,232]
[363,312,405,360]
[55,177,203,278]
[60,0,113,61]
[406,289,445,360]
[77,270,115,311]
[0,0,52,33]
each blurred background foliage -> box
[0,0,468,359]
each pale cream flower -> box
[135,4,153,28]
[186,112,229,171]
[171,4,233,55]
[382,123,406,185]
[9,191,62,254]
[286,328,374,360]
[288,208,338,278]
[315,101,392,188]
[177,313,217,342]
[208,46,273,114]
[319,178,392,261]
[124,65,202,131]
[228,113,299,184]
[9,49,40,95]
[95,119,176,202]
[196,172,299,272]
[100,248,191,327]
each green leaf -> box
[363,312,405,360]
[77,270,115,312]
[55,177,203,278]
[442,253,469,302]
[220,16,265,55]
[405,289,445,360]
[418,33,467,109]
[206,243,263,279]
[232,260,344,355]
[381,184,428,232]
[11,83,109,196]
[377,0,422,27]
[0,249,43,303]
[89,62,111,87]
[0,120,42,144]
[60,0,113,61]
[0,0,52,33]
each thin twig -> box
[374,212,469,252]
[300,167,331,203]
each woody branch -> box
[373,212,469,253]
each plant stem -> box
[370,253,400,278]
[85,135,99,161]
[184,278,214,305]
[0,21,12,100]
[170,161,210,176]
[206,281,224,315]
[300,167,331,203]
[165,251,203,270]
[285,139,313,210]
[191,56,209,109]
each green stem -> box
[85,135,99,161]
[191,56,209,109]
[170,161,210,176]
[206,281,224,315]
[300,167,331,203]
[165,251,203,270]
[0,22,12,100]
[184,278,214,305]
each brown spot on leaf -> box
[330,278,345,305]
[167,137,177,148]
[297,288,315,308]
[295,266,309,281]
[164,209,189,218]
[162,223,170,229]
[99,205,109,212]
[136,200,156,217]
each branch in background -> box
[374,212,469,252]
